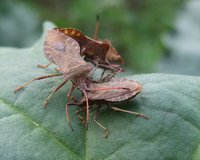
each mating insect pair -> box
[15,18,148,137]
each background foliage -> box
[0,22,200,159]
[0,0,185,72]
[1,1,200,159]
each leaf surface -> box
[0,22,200,160]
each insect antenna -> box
[93,14,100,40]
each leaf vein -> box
[0,98,81,160]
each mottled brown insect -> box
[15,29,94,128]
[67,78,148,137]
[15,21,144,136]
[43,29,93,81]
[53,16,124,73]
[53,28,109,64]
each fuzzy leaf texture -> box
[0,22,200,160]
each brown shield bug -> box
[53,28,123,82]
[43,29,94,80]
[15,29,95,129]
[15,23,145,136]
[41,29,126,127]
[66,78,148,137]
[53,16,124,74]
[15,29,94,94]
[53,28,110,64]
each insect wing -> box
[44,30,66,63]
[87,78,141,102]
[44,29,81,59]
[52,54,93,80]
[105,78,141,101]
[87,86,131,101]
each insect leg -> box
[82,90,90,127]
[37,62,53,68]
[14,73,63,92]
[75,108,86,124]
[44,80,68,108]
[66,103,75,131]
[66,101,84,131]
[66,84,81,103]
[55,68,62,73]
[87,64,98,78]
[102,67,123,82]
[75,105,93,123]
[67,84,75,99]
[90,61,115,71]
[93,106,109,138]
[86,61,114,83]
[100,69,106,81]
[110,106,149,119]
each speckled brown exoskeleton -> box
[15,29,94,129]
[66,77,148,137]
[52,15,124,79]
[15,24,145,135]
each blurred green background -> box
[2,0,200,75]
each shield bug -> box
[15,29,93,95]
[15,29,95,129]
[53,28,110,64]
[53,15,124,74]
[66,78,148,137]
[39,29,125,127]
[43,29,94,80]
[53,27,123,82]
[15,24,143,136]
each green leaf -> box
[0,22,200,160]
